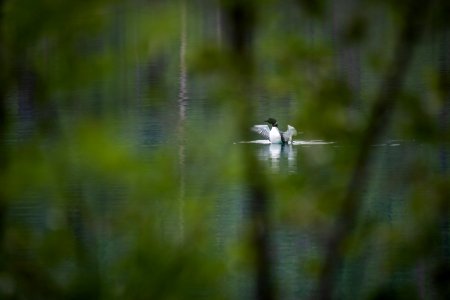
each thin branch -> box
[314,1,433,299]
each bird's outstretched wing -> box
[281,125,297,143]
[251,125,270,139]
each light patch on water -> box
[236,140,271,144]
[236,140,334,145]
[292,140,334,145]
[373,142,402,147]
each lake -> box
[2,1,449,299]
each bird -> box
[251,118,297,144]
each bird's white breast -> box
[269,127,282,144]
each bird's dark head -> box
[265,118,278,127]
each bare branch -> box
[314,1,434,299]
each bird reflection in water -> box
[257,143,297,173]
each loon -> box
[251,118,297,144]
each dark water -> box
[6,82,447,297]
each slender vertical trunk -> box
[216,3,222,47]
[177,0,187,242]
[223,2,276,299]
[435,19,450,300]
[0,0,7,258]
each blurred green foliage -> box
[0,0,449,299]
